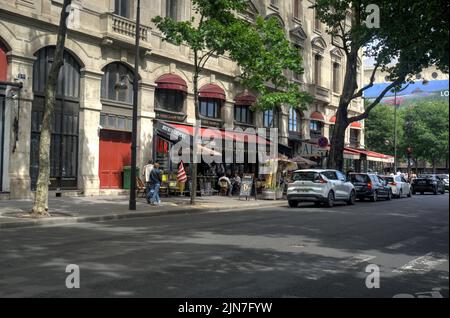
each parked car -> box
[287,170,356,208]
[412,175,446,195]
[382,175,412,198]
[438,174,449,191]
[349,173,392,202]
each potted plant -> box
[275,186,284,200]
[261,185,277,200]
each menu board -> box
[240,175,254,199]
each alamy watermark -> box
[65,264,80,289]
[365,264,381,289]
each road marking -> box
[386,236,427,250]
[340,254,377,267]
[393,253,448,273]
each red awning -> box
[156,74,187,92]
[234,91,256,106]
[310,111,325,121]
[330,115,336,123]
[169,123,270,145]
[199,84,226,100]
[351,121,362,128]
[345,147,394,162]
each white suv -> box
[287,170,356,208]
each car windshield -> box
[350,174,370,183]
[292,172,320,182]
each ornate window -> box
[166,0,179,20]
[101,62,135,105]
[114,0,131,19]
[289,108,301,132]
[199,99,221,119]
[234,106,253,125]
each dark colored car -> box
[349,173,392,202]
[412,175,446,195]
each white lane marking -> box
[393,253,448,273]
[340,254,377,267]
[386,236,427,250]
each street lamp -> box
[129,0,141,211]
[392,78,429,173]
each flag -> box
[177,161,187,183]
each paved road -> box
[0,194,448,298]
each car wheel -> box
[370,191,378,202]
[288,200,298,208]
[387,190,392,201]
[347,191,356,205]
[325,191,335,208]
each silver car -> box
[287,170,356,208]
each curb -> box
[0,200,287,230]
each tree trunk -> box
[327,51,358,171]
[190,70,200,205]
[32,0,72,217]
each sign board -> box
[299,142,328,158]
[240,175,254,199]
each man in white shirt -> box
[143,160,154,197]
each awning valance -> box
[310,111,325,122]
[199,84,226,100]
[234,91,256,106]
[155,74,188,92]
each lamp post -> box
[129,0,141,211]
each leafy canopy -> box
[152,0,311,111]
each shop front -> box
[152,120,277,195]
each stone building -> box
[0,0,366,199]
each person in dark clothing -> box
[147,163,162,205]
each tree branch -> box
[349,78,404,123]
[351,63,380,99]
[198,49,216,71]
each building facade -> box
[0,0,366,199]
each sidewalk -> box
[0,195,287,229]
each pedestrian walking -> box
[148,162,162,205]
[143,160,154,197]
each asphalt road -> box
[0,193,448,298]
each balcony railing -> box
[308,84,330,103]
[100,13,150,44]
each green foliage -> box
[152,0,311,111]
[402,100,449,165]
[365,104,404,156]
[365,100,449,166]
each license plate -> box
[298,188,313,192]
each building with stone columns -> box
[0,0,367,199]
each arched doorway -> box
[30,47,81,190]
[99,62,136,189]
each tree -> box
[312,0,449,170]
[153,0,310,205]
[365,103,405,157]
[32,0,73,217]
[402,101,449,173]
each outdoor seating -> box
[136,177,147,198]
